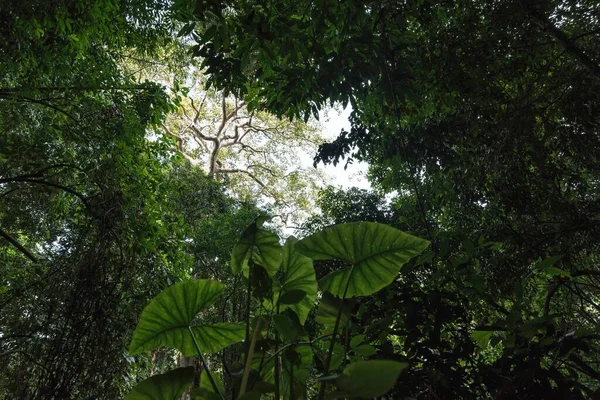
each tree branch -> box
[0,177,92,213]
[527,8,600,79]
[190,125,218,142]
[218,168,268,189]
[0,227,38,262]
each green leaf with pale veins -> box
[192,322,245,353]
[125,367,194,400]
[296,222,429,298]
[273,236,318,323]
[231,220,282,276]
[336,360,408,398]
[129,280,243,355]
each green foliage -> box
[315,292,351,334]
[334,360,408,398]
[231,218,283,277]
[129,280,244,356]
[178,0,600,396]
[4,0,600,397]
[296,222,430,298]
[127,221,428,399]
[272,236,318,323]
[0,4,260,391]
[124,367,194,400]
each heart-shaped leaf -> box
[315,292,351,334]
[192,322,245,353]
[129,280,243,355]
[336,360,408,398]
[278,289,307,305]
[353,344,377,357]
[125,367,194,400]
[273,311,304,341]
[231,220,282,276]
[296,222,429,298]
[273,236,317,323]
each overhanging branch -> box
[0,227,38,263]
[528,8,600,79]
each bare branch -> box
[162,125,185,152]
[218,168,268,189]
[247,164,280,178]
[190,125,218,142]
[233,142,265,155]
[216,96,247,139]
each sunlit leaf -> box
[129,280,242,355]
[273,237,318,323]
[471,330,493,349]
[192,323,245,353]
[296,222,429,297]
[231,220,282,276]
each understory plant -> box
[125,219,430,399]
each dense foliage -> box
[2,0,600,398]
[180,0,600,397]
[126,220,427,400]
[0,1,259,397]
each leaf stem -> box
[260,334,331,370]
[318,268,354,400]
[245,259,253,342]
[274,304,281,400]
[189,326,225,399]
[239,317,266,398]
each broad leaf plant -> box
[126,220,429,399]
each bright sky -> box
[315,106,371,190]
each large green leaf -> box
[129,280,242,355]
[125,367,194,400]
[282,342,314,384]
[315,292,352,334]
[192,322,245,353]
[296,222,429,298]
[273,311,304,341]
[190,370,225,400]
[231,220,282,277]
[273,236,318,323]
[336,360,408,398]
[190,389,221,400]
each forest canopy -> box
[1,0,600,399]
